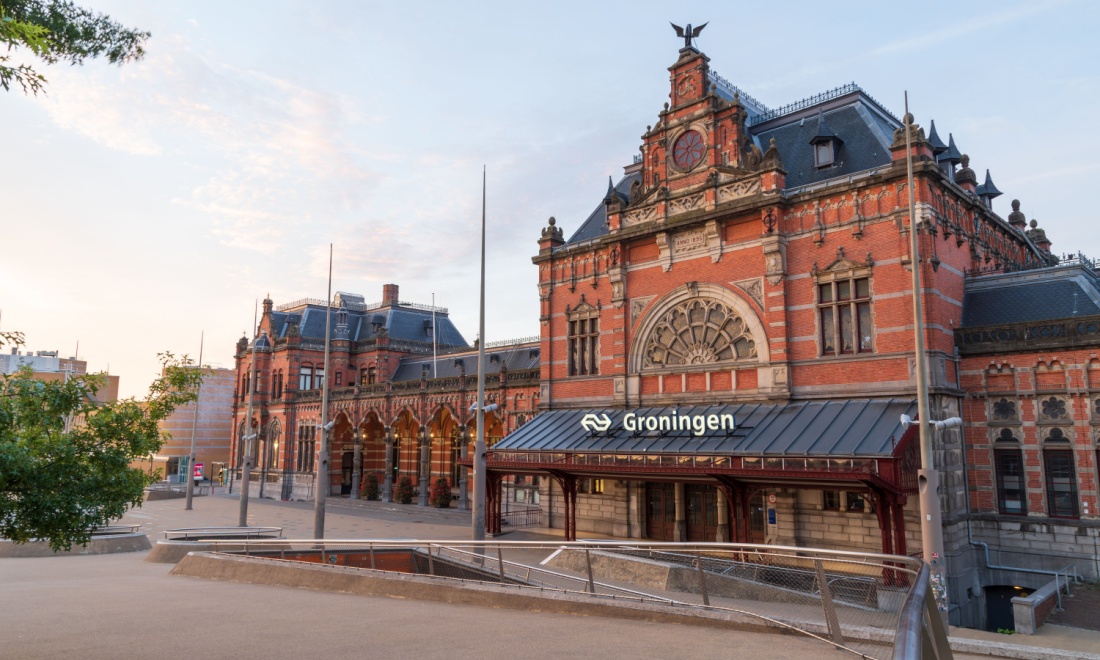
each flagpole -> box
[432,293,438,379]
[314,244,334,539]
[473,166,488,541]
[184,331,205,510]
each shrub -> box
[394,475,416,504]
[362,473,380,501]
[430,477,451,508]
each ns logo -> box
[580,413,612,433]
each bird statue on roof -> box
[671,21,707,49]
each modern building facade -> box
[154,365,235,482]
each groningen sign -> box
[580,410,736,437]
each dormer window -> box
[809,111,842,169]
[814,142,835,168]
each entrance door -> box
[685,485,718,542]
[985,586,1027,632]
[748,492,766,543]
[340,452,353,495]
[645,483,676,541]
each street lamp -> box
[903,95,949,619]
[238,302,259,528]
[184,331,205,511]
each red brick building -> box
[230,285,539,505]
[233,30,1099,630]
[479,33,1097,630]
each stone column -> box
[417,427,430,507]
[458,425,469,511]
[381,425,394,503]
[350,428,362,500]
[716,488,730,543]
[674,482,686,542]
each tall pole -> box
[432,293,438,378]
[184,331,205,510]
[905,93,948,618]
[314,244,334,539]
[472,166,488,541]
[238,301,258,527]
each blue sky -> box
[2,0,1096,398]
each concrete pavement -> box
[1,493,1096,659]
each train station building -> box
[233,30,1100,628]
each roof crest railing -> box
[707,70,772,115]
[748,83,862,125]
[484,335,540,349]
[275,298,449,314]
[964,251,1095,278]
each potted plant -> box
[394,475,415,504]
[429,477,451,508]
[362,473,381,501]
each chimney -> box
[382,284,399,305]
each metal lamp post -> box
[238,302,259,528]
[184,332,204,511]
[903,94,949,619]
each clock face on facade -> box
[673,130,705,170]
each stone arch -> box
[629,282,769,373]
[264,418,282,470]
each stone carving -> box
[673,228,707,254]
[733,278,764,310]
[623,205,658,226]
[642,298,757,368]
[717,178,761,203]
[991,398,1017,421]
[668,193,705,216]
[630,296,655,327]
[1040,396,1067,420]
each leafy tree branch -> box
[1,0,149,94]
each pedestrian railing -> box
[177,539,949,659]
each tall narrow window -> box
[1044,449,1078,518]
[313,367,325,390]
[995,448,1026,515]
[368,366,377,384]
[568,307,600,376]
[817,275,872,356]
[298,366,313,390]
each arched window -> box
[643,299,755,367]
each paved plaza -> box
[2,492,1097,659]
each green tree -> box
[0,0,149,94]
[0,333,204,551]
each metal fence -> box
[181,539,949,659]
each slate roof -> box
[267,304,468,347]
[494,399,916,457]
[391,344,540,382]
[960,264,1100,327]
[751,99,896,189]
[566,172,641,245]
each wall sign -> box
[580,411,737,437]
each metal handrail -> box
[186,539,919,658]
[892,563,953,660]
[163,526,283,540]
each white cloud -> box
[36,34,380,255]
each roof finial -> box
[670,21,707,50]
